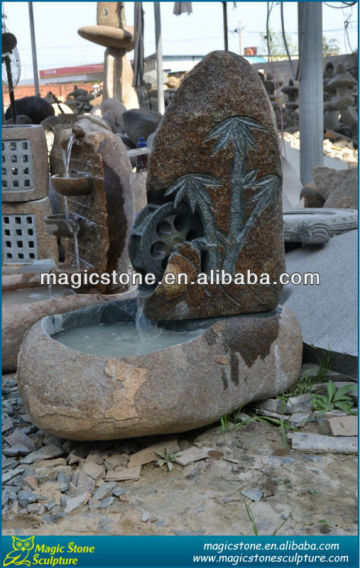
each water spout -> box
[65,133,76,178]
[64,133,76,219]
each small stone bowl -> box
[51,174,93,196]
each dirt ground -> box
[2,373,357,537]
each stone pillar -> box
[103,47,139,109]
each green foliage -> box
[244,501,259,535]
[220,408,244,434]
[219,408,290,448]
[258,29,297,57]
[155,448,179,471]
[285,352,333,397]
[310,381,356,414]
[322,37,340,56]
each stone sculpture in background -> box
[281,79,299,111]
[324,63,357,138]
[78,2,139,109]
[66,86,95,114]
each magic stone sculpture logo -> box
[3,536,35,566]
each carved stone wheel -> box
[129,202,203,281]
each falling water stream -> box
[63,133,80,269]
[65,133,75,178]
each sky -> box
[2,1,358,82]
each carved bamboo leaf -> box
[173,186,186,209]
[205,116,267,157]
[242,168,258,187]
[248,174,281,206]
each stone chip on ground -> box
[63,493,90,515]
[80,462,105,480]
[21,444,65,464]
[288,432,357,453]
[5,430,36,451]
[105,466,141,482]
[127,440,180,468]
[241,489,263,502]
[2,467,24,484]
[174,447,214,466]
[327,416,358,437]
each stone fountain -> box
[46,115,134,292]
[17,52,303,441]
[3,116,136,373]
[78,1,138,109]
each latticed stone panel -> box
[2,214,38,263]
[2,139,33,192]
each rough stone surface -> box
[2,287,137,373]
[285,230,357,375]
[143,51,284,320]
[283,208,357,245]
[312,166,358,209]
[101,98,126,133]
[17,299,302,440]
[103,49,139,110]
[300,183,325,209]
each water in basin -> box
[54,321,203,358]
[3,287,73,308]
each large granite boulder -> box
[17,301,302,440]
[137,51,285,320]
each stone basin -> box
[2,283,137,373]
[17,300,303,441]
[51,174,93,196]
